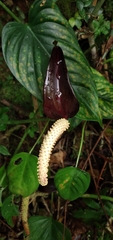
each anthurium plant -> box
[0,0,113,239]
[1,1,102,123]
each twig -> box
[82,120,112,170]
[97,160,107,187]
[88,154,109,224]
[0,99,29,117]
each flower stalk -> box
[21,196,30,236]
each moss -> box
[0,53,32,111]
[57,0,76,20]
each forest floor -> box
[0,51,113,239]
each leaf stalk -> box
[82,193,113,202]
[0,1,21,23]
[75,121,86,168]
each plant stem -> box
[21,196,30,236]
[75,121,86,168]
[87,0,106,66]
[91,0,106,18]
[82,193,113,202]
[88,0,106,30]
[104,58,113,64]
[14,122,33,155]
[14,110,40,155]
[0,1,21,22]
[29,119,50,154]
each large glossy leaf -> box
[54,166,90,201]
[2,0,101,123]
[29,216,71,240]
[69,68,113,124]
[7,152,39,197]
[92,68,113,119]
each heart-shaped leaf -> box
[2,0,101,124]
[29,216,71,240]
[54,166,90,201]
[7,152,39,197]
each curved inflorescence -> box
[37,118,70,186]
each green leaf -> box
[1,195,19,227]
[83,198,100,210]
[29,216,71,240]
[73,208,103,224]
[104,201,113,218]
[92,68,113,119]
[0,107,9,115]
[77,68,113,121]
[0,165,8,189]
[0,165,8,206]
[69,116,82,129]
[28,125,39,138]
[7,152,39,197]
[2,0,101,124]
[69,17,76,28]
[92,14,110,38]
[0,145,10,156]
[69,17,82,29]
[54,166,90,201]
[0,111,9,131]
[76,0,84,11]
[84,0,93,7]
